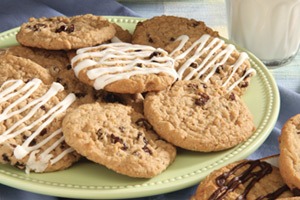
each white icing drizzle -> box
[170,34,256,91]
[0,79,76,173]
[71,42,178,90]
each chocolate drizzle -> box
[208,160,289,200]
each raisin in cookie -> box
[71,42,178,94]
[164,34,256,96]
[279,114,300,192]
[132,15,219,49]
[16,14,116,50]
[0,78,80,173]
[191,159,294,200]
[62,102,176,178]
[144,79,255,152]
[0,54,53,85]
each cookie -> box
[0,78,80,173]
[62,102,176,178]
[6,45,98,104]
[144,79,255,152]
[132,15,219,49]
[111,23,132,43]
[0,54,54,85]
[279,114,300,192]
[164,34,256,95]
[16,14,116,50]
[71,42,178,94]
[191,159,294,199]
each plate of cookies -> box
[0,15,280,199]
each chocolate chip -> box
[2,154,10,162]
[189,62,198,68]
[40,128,47,136]
[195,93,210,106]
[134,49,142,52]
[148,37,154,43]
[66,64,72,70]
[96,129,103,139]
[55,24,75,33]
[30,23,47,31]
[240,81,249,88]
[119,126,126,133]
[136,63,143,68]
[121,143,128,151]
[229,93,236,101]
[29,139,36,147]
[142,145,152,155]
[216,65,223,74]
[149,51,162,59]
[170,37,176,42]
[110,134,123,144]
[40,105,46,110]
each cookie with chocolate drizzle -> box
[62,102,176,178]
[16,14,116,50]
[279,114,300,193]
[191,159,294,200]
[144,79,255,152]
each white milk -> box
[226,0,300,67]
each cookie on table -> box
[16,14,116,50]
[191,159,294,200]
[164,34,256,96]
[132,15,219,49]
[0,78,80,173]
[71,42,178,94]
[279,114,300,192]
[62,102,176,178]
[0,54,53,85]
[144,79,255,152]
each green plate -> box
[0,16,280,199]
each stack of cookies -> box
[191,114,300,199]
[0,14,256,179]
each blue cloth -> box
[0,1,300,199]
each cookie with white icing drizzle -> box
[62,102,176,178]
[164,34,256,96]
[71,42,178,94]
[0,78,80,173]
[144,79,255,152]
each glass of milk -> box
[226,0,300,68]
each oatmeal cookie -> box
[191,159,294,199]
[0,78,80,173]
[164,35,256,96]
[16,14,116,50]
[132,15,219,49]
[71,42,178,94]
[62,102,176,178]
[144,80,255,152]
[0,54,53,85]
[279,114,300,192]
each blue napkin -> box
[0,1,300,200]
